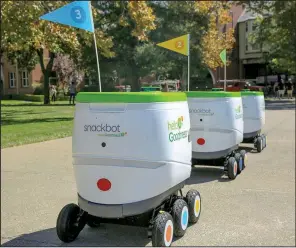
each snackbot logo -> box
[167,116,188,142]
[84,124,127,137]
[189,108,214,116]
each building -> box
[0,50,48,96]
[211,4,245,83]
[236,9,269,80]
[211,5,272,83]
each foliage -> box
[23,94,44,102]
[239,1,296,74]
[194,1,236,69]
[1,1,156,101]
[32,82,44,95]
[1,93,44,102]
[52,54,85,91]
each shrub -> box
[56,95,69,101]
[32,82,44,95]
[23,94,44,102]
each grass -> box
[1,100,75,148]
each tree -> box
[131,1,236,90]
[52,54,85,95]
[238,1,296,74]
[70,1,157,91]
[1,1,156,102]
[194,1,236,69]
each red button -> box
[97,178,111,191]
[197,138,205,145]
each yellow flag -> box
[156,34,190,56]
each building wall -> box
[2,56,34,96]
[1,50,48,96]
[238,22,263,61]
[211,4,245,83]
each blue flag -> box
[40,1,94,32]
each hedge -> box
[1,94,44,102]
[1,94,72,102]
[23,94,44,102]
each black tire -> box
[152,211,174,247]
[240,150,247,170]
[86,215,100,228]
[234,153,243,175]
[256,137,263,153]
[56,203,86,243]
[185,189,201,224]
[171,199,189,237]
[261,134,267,148]
[191,158,197,167]
[227,157,238,180]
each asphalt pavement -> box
[1,99,295,246]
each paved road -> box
[1,99,295,246]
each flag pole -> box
[93,32,102,92]
[224,52,226,91]
[224,65,226,91]
[89,1,102,92]
[187,34,190,91]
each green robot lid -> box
[241,91,264,96]
[76,92,187,103]
[186,91,241,98]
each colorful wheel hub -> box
[164,220,173,246]
[239,157,243,170]
[181,206,189,230]
[234,161,238,175]
[194,195,201,218]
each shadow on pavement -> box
[239,145,257,154]
[265,99,295,110]
[186,166,231,185]
[1,225,150,247]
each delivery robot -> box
[241,89,267,152]
[186,90,247,180]
[56,92,201,247]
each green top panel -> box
[141,86,160,88]
[241,89,250,92]
[186,91,241,98]
[211,88,224,91]
[76,92,187,103]
[241,91,264,96]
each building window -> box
[245,20,260,52]
[21,71,29,87]
[9,72,16,88]
[251,42,260,51]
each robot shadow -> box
[1,224,151,247]
[239,145,257,154]
[187,166,231,184]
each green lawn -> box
[1,100,75,148]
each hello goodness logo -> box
[84,123,127,137]
[167,116,188,142]
[234,105,243,119]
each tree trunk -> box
[43,72,50,104]
[37,49,55,104]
